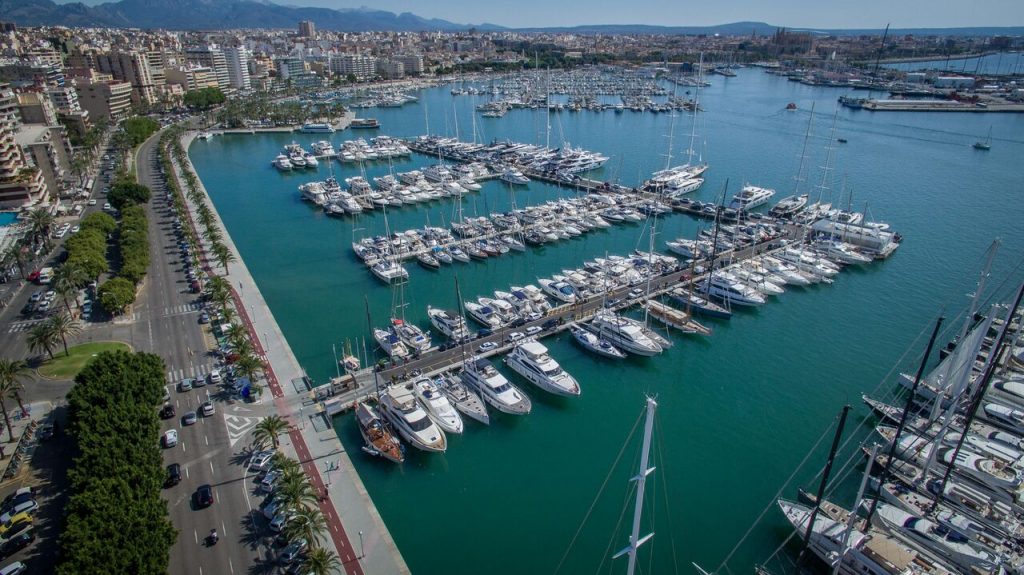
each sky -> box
[60,0,1024,29]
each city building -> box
[96,50,157,105]
[329,53,377,81]
[0,84,48,208]
[276,57,306,80]
[185,45,230,91]
[223,46,251,91]
[394,54,424,75]
[16,92,58,126]
[165,66,219,92]
[15,124,71,199]
[75,79,132,122]
[376,59,404,80]
[298,20,316,39]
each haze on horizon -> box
[54,0,1024,29]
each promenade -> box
[175,131,409,575]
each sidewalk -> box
[174,132,409,575]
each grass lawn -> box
[37,342,131,380]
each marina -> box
[188,66,1024,575]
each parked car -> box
[0,513,31,536]
[208,369,222,384]
[0,560,27,575]
[248,451,273,472]
[506,331,525,343]
[165,463,181,487]
[0,529,33,558]
[28,291,41,303]
[0,490,33,510]
[279,539,308,564]
[159,403,175,419]
[198,311,210,324]
[477,341,498,353]
[525,325,543,336]
[195,484,214,508]
[0,502,37,525]
[260,470,282,492]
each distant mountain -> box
[1,0,1021,37]
[0,0,496,31]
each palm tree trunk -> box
[61,335,69,356]
[14,393,25,418]
[0,397,12,443]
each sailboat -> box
[354,400,405,463]
[973,126,992,150]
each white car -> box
[87,199,97,206]
[0,500,38,524]
[208,369,222,384]
[71,225,80,234]
[248,451,274,472]
[201,401,215,417]
[506,331,525,343]
[476,341,498,353]
[525,326,543,336]
[162,429,178,448]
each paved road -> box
[134,134,274,575]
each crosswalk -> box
[7,319,44,333]
[166,362,217,384]
[162,302,201,317]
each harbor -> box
[187,67,1024,575]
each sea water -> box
[189,68,1024,574]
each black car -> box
[508,317,527,328]
[195,484,213,507]
[541,318,561,331]
[0,529,34,558]
[0,493,35,517]
[19,303,34,316]
[0,489,33,509]
[159,403,175,420]
[475,328,492,339]
[165,463,181,487]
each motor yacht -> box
[460,358,532,415]
[728,185,775,211]
[570,325,627,359]
[589,311,662,356]
[504,340,581,397]
[538,278,577,304]
[667,288,732,319]
[273,154,292,171]
[427,306,470,341]
[702,275,766,306]
[379,384,446,452]
[500,169,530,185]
[436,374,489,425]
[768,194,808,218]
[391,318,431,353]
[412,378,463,434]
[370,260,409,284]
[373,328,409,359]
[464,301,504,329]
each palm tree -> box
[26,208,55,246]
[276,473,319,514]
[224,324,249,347]
[0,359,30,443]
[26,321,58,360]
[252,415,290,451]
[211,242,236,275]
[48,313,82,356]
[234,353,262,383]
[52,263,87,315]
[284,506,329,550]
[304,547,342,575]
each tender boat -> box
[436,374,489,425]
[354,401,405,463]
[570,325,627,359]
[504,340,581,397]
[460,358,531,415]
[412,378,464,434]
[427,306,470,341]
[378,384,446,452]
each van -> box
[36,267,54,285]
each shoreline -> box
[176,130,409,575]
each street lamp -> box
[358,531,364,559]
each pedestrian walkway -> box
[173,132,409,575]
[165,362,218,384]
[6,319,43,333]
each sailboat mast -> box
[793,103,815,196]
[613,397,658,575]
[686,52,703,167]
[799,404,850,562]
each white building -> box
[329,54,377,81]
[223,47,251,91]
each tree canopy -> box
[108,179,151,211]
[97,277,136,315]
[118,205,150,285]
[120,117,160,148]
[59,350,176,575]
[183,87,226,110]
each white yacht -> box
[570,325,627,359]
[504,340,581,397]
[870,502,1004,575]
[273,154,292,171]
[373,328,409,359]
[412,378,463,434]
[426,306,470,341]
[538,278,577,304]
[302,152,319,167]
[370,260,409,284]
[702,274,766,306]
[500,169,530,185]
[589,311,662,356]
[311,140,336,157]
[298,182,327,205]
[463,301,503,329]
[379,384,447,452]
[391,319,431,353]
[460,358,531,415]
[728,185,775,211]
[436,374,489,425]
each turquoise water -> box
[885,51,1024,75]
[0,213,16,227]
[189,69,1024,574]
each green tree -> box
[26,321,58,360]
[253,415,290,451]
[305,547,342,575]
[108,180,151,210]
[183,87,226,109]
[120,117,160,148]
[211,242,236,275]
[79,211,117,234]
[97,277,136,315]
[48,313,82,356]
[0,359,30,443]
[26,208,55,246]
[234,353,262,383]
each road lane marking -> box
[205,435,209,446]
[193,529,198,544]
[228,558,234,574]
[185,466,190,478]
